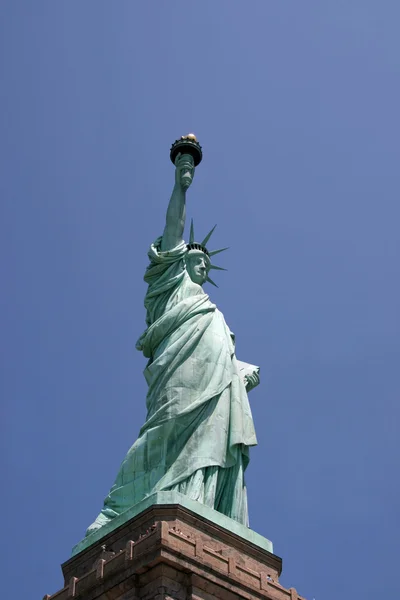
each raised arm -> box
[161,153,195,251]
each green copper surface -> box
[72,491,273,557]
[80,141,263,550]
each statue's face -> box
[186,250,210,286]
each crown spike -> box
[209,265,227,271]
[206,275,218,287]
[201,224,217,247]
[189,219,195,244]
[208,247,229,257]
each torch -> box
[170,134,203,189]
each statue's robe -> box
[87,238,257,533]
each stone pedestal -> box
[44,495,305,600]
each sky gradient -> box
[1,3,399,599]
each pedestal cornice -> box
[43,498,305,600]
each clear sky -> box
[1,2,399,599]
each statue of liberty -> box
[86,135,260,537]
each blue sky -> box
[1,2,399,599]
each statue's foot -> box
[85,523,101,537]
[85,514,112,537]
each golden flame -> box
[181,133,197,141]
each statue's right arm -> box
[161,154,193,252]
[161,183,186,252]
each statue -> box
[86,135,260,537]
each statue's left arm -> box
[237,360,260,393]
[245,371,260,392]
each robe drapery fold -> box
[87,238,257,533]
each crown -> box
[187,242,210,256]
[186,220,228,287]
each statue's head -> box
[185,249,210,286]
[186,221,228,288]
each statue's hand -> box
[175,152,195,191]
[245,370,260,393]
